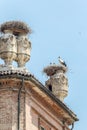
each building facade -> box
[0,21,78,130]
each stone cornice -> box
[0,72,78,125]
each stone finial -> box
[0,21,32,70]
[43,64,68,102]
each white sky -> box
[0,0,87,129]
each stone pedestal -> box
[44,65,68,102]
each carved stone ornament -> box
[17,35,31,67]
[46,72,68,102]
[0,21,32,70]
[0,33,17,65]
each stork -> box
[58,56,67,67]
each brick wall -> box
[0,83,25,130]
[0,90,12,130]
[0,78,70,130]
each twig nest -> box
[43,65,67,76]
[0,21,32,35]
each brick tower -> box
[0,21,78,130]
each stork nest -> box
[0,21,32,35]
[43,65,67,76]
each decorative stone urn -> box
[0,21,32,68]
[17,35,31,67]
[0,32,17,66]
[43,65,68,102]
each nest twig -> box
[0,21,32,34]
[43,65,67,76]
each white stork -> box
[58,56,67,67]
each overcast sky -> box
[0,0,87,130]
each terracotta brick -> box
[0,79,70,130]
